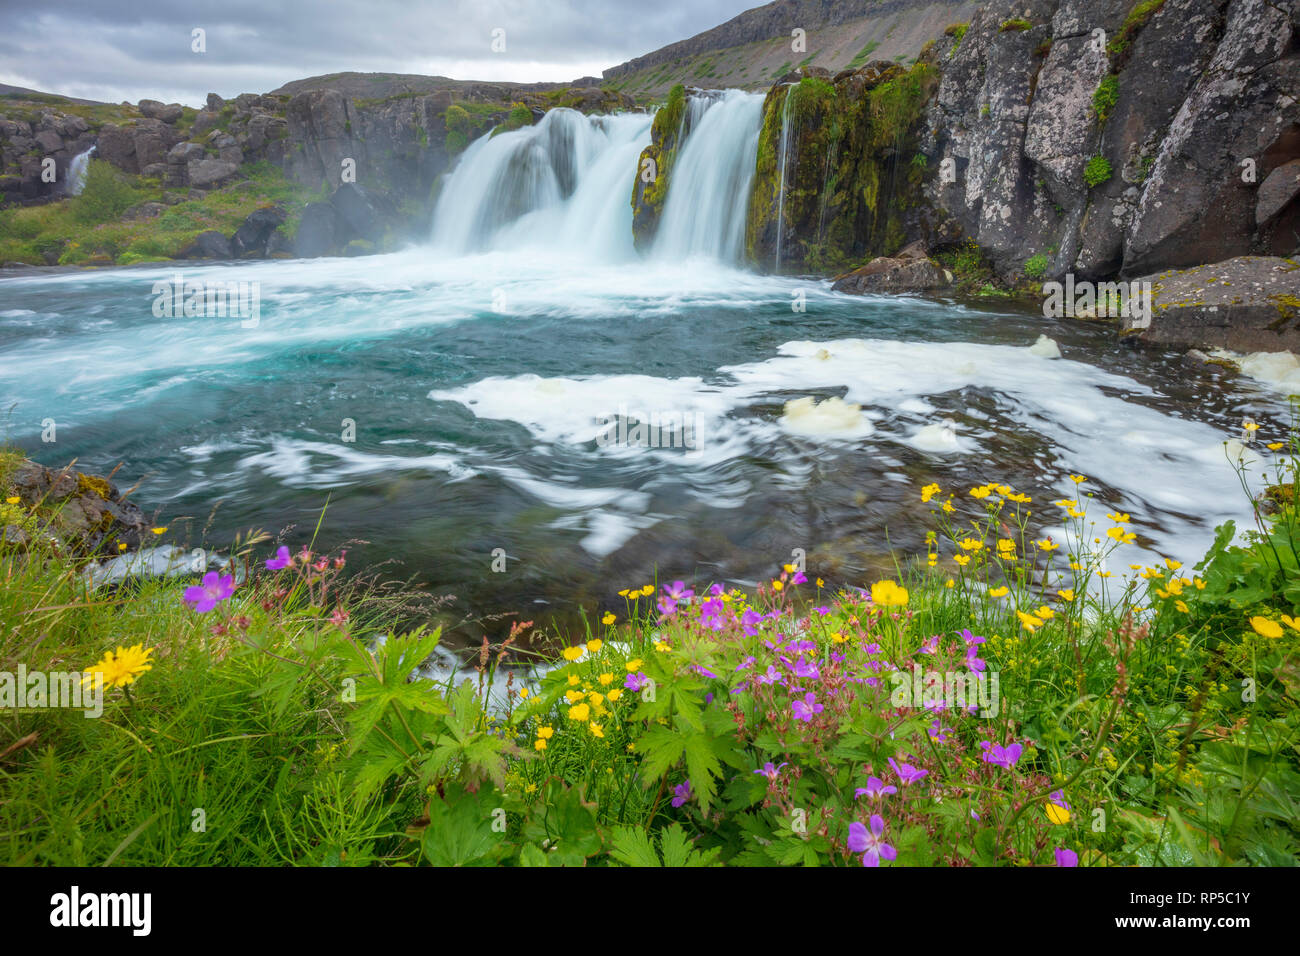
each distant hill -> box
[269,72,603,101]
[602,0,978,96]
[0,83,106,106]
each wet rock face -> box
[918,0,1300,283]
[630,84,691,253]
[6,460,148,556]
[831,242,955,294]
[745,61,935,274]
[1123,256,1300,352]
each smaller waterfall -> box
[773,86,796,273]
[67,146,95,196]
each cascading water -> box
[67,145,95,196]
[652,90,764,263]
[430,108,652,260]
[773,85,796,274]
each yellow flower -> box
[601,612,616,626]
[816,577,824,588]
[996,539,1016,557]
[1267,442,1284,451]
[1164,558,1182,571]
[970,485,991,499]
[945,578,955,588]
[150,526,167,535]
[118,542,128,551]
[565,689,585,704]
[567,702,591,722]
[534,738,548,751]
[640,585,655,596]
[1035,605,1054,620]
[772,580,784,591]
[82,644,154,689]
[959,538,984,552]
[1045,802,1070,825]
[4,496,19,505]
[588,722,604,738]
[607,688,623,702]
[653,640,670,653]
[1057,589,1075,602]
[870,579,909,607]
[1175,600,1189,614]
[598,672,614,686]
[1069,474,1087,484]
[1107,512,1130,523]
[1016,610,1043,632]
[942,499,955,514]
[1250,617,1283,639]
[988,586,1010,598]
[625,658,643,672]
[1037,539,1058,551]
[561,646,584,661]
[921,483,941,503]
[588,692,605,707]
[1281,615,1300,634]
[518,687,529,698]
[586,638,603,653]
[1005,492,1031,503]
[954,554,971,567]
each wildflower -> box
[888,757,929,785]
[624,672,649,693]
[601,612,615,626]
[534,738,548,751]
[567,703,591,722]
[664,581,694,602]
[639,584,655,596]
[793,658,821,680]
[954,554,971,567]
[1281,615,1300,634]
[118,542,128,551]
[150,526,167,535]
[1037,539,1058,551]
[567,674,580,686]
[1057,589,1074,602]
[671,780,693,808]
[330,607,349,627]
[598,672,614,686]
[959,538,983,551]
[942,499,955,514]
[183,572,235,613]
[1106,527,1136,543]
[5,496,20,505]
[792,692,823,721]
[265,545,292,570]
[757,665,783,686]
[82,644,154,689]
[607,688,623,702]
[518,687,530,699]
[1250,617,1283,639]
[870,580,909,607]
[586,638,603,653]
[618,588,630,597]
[855,776,897,800]
[1107,512,1130,524]
[1267,442,1284,451]
[565,689,584,704]
[1054,847,1079,867]
[847,815,897,867]
[1046,789,1070,825]
[921,483,941,503]
[970,486,991,500]
[657,596,678,616]
[996,539,1016,558]
[1069,475,1086,484]
[928,719,950,742]
[988,586,1009,598]
[625,658,643,672]
[755,761,788,782]
[1016,610,1043,632]
[588,722,604,738]
[919,634,940,654]
[561,645,585,662]
[980,741,1023,769]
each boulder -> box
[1257,160,1300,227]
[832,250,954,295]
[123,201,167,221]
[1123,256,1300,351]
[294,202,340,257]
[178,230,234,259]
[206,93,226,112]
[231,206,287,257]
[34,129,63,154]
[186,158,238,188]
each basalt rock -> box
[5,460,148,556]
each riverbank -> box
[2,431,1297,865]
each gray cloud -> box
[0,0,754,106]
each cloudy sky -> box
[0,0,754,106]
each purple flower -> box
[786,639,816,654]
[741,609,764,636]
[183,572,235,613]
[663,580,694,602]
[919,635,940,654]
[980,741,1023,769]
[1049,789,1070,810]
[888,757,929,785]
[708,582,725,596]
[671,780,693,808]
[812,605,830,616]
[690,664,718,679]
[965,643,987,673]
[757,665,784,686]
[624,672,650,693]
[928,719,950,742]
[735,655,756,672]
[793,658,821,681]
[1054,847,1078,867]
[656,596,678,617]
[847,814,897,867]
[854,776,897,800]
[791,692,823,722]
[960,629,985,646]
[754,761,788,782]
[791,571,808,585]
[265,545,292,570]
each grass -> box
[0,159,325,266]
[2,407,1299,866]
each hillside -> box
[603,0,979,96]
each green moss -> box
[1084,155,1113,188]
[1023,253,1049,280]
[1108,0,1168,59]
[999,18,1033,32]
[1092,75,1119,123]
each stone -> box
[831,257,955,295]
[231,206,286,257]
[1257,160,1300,226]
[177,230,233,259]
[186,158,238,188]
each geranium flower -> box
[663,580,694,601]
[265,545,292,570]
[855,776,897,800]
[671,780,693,808]
[757,665,784,686]
[1054,847,1079,867]
[754,761,788,782]
[624,672,649,693]
[847,814,897,867]
[657,596,678,617]
[888,757,929,785]
[183,572,235,613]
[792,692,823,721]
[980,741,1023,769]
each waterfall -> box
[67,146,95,196]
[430,108,652,260]
[773,86,796,274]
[652,90,764,263]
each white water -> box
[67,145,95,196]
[774,86,795,273]
[653,91,764,262]
[430,108,652,260]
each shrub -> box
[1023,253,1049,279]
[71,160,140,224]
[1084,155,1113,188]
[1092,75,1119,123]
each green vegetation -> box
[999,18,1033,32]
[1084,155,1114,189]
[489,103,535,138]
[1108,0,1168,59]
[849,40,882,68]
[1023,252,1049,280]
[3,423,1298,865]
[1092,75,1120,124]
[0,160,323,266]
